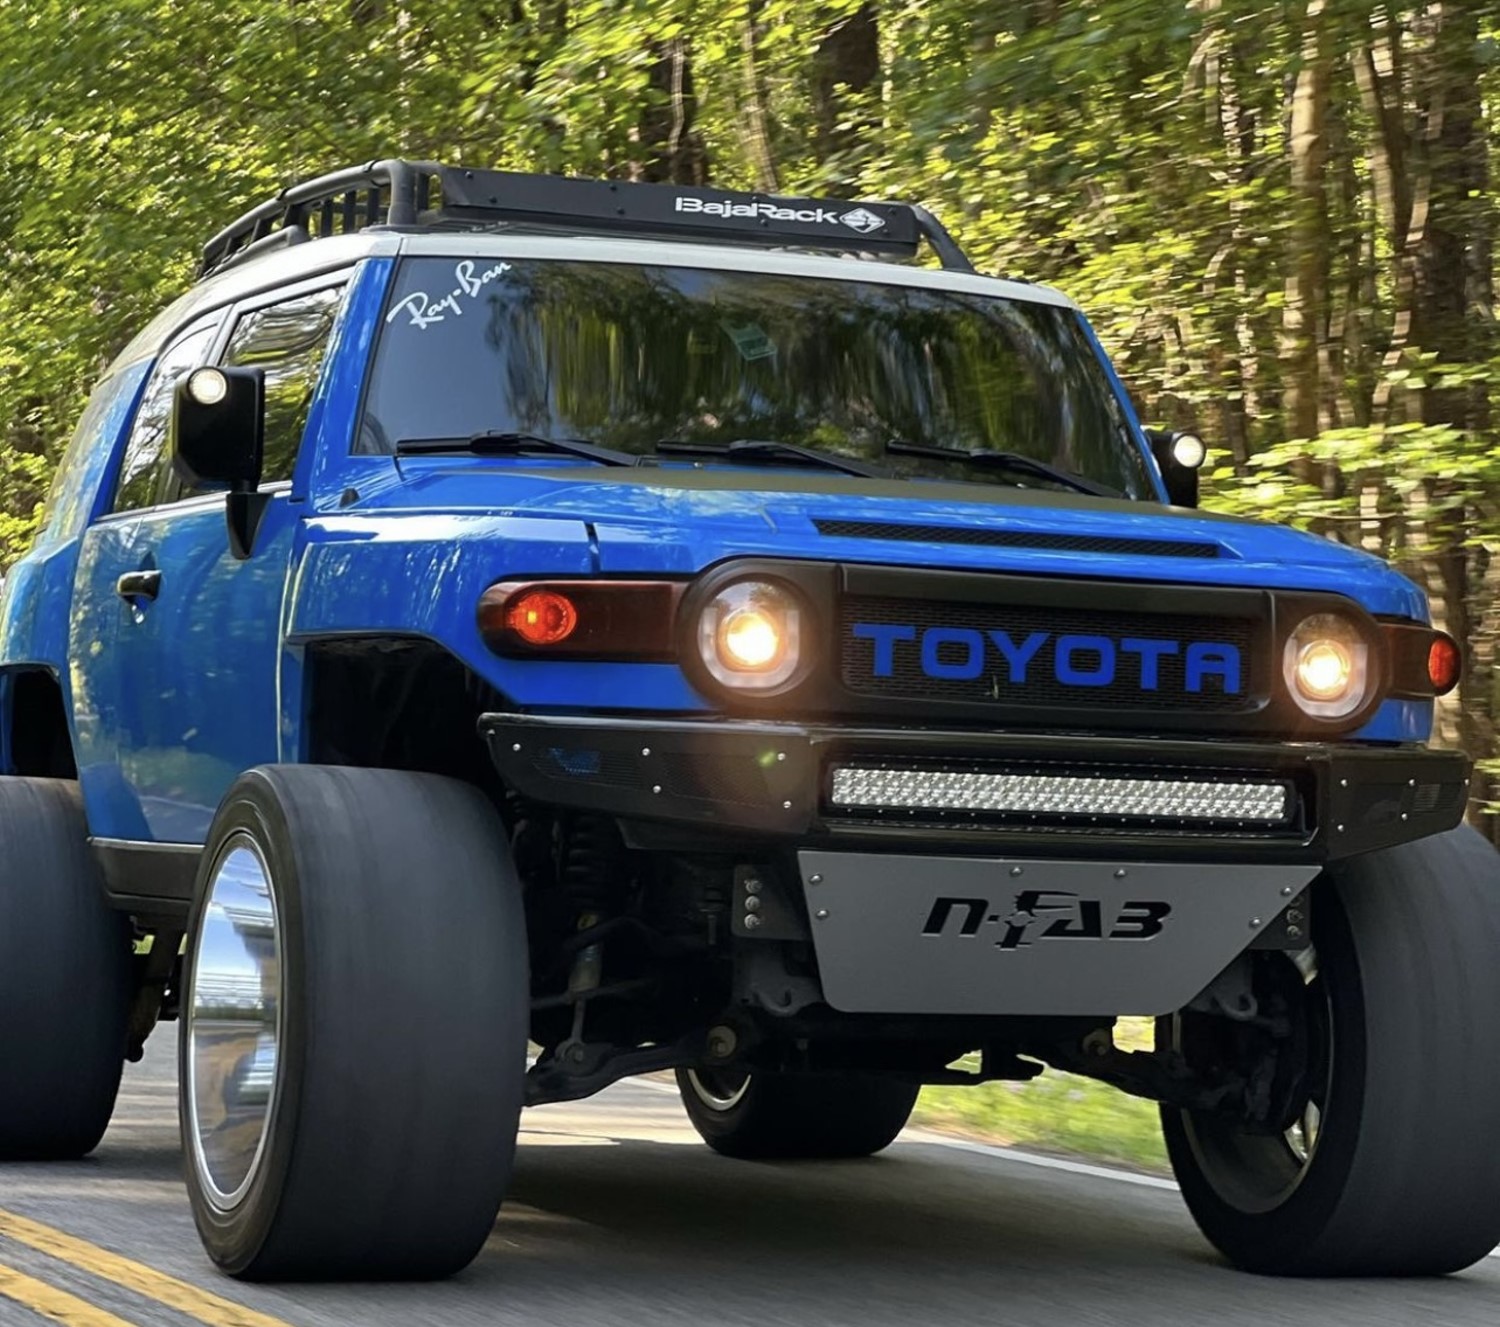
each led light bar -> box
[829,767,1289,823]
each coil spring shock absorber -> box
[558,814,628,1038]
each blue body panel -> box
[0,252,1443,847]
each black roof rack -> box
[199,158,975,279]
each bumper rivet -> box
[641,746,652,757]
[1408,778,1416,787]
[1249,918,1262,929]
[1281,885,1295,896]
[652,784,662,795]
[744,914,763,930]
[744,896,763,914]
[1401,812,1408,821]
[809,874,823,886]
[1339,778,1348,788]
[776,752,787,762]
[1010,866,1023,878]
[815,909,830,920]
[1336,824,1345,833]
[512,743,522,752]
[1113,868,1128,879]
[745,877,763,894]
[783,800,793,810]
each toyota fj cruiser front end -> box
[2,159,1496,1284]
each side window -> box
[221,287,344,485]
[113,324,218,512]
[36,361,151,545]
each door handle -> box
[116,569,162,602]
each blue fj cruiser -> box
[2,160,1498,1282]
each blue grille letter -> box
[1185,642,1242,694]
[1055,634,1116,687]
[851,623,916,677]
[987,630,1049,683]
[921,627,986,680]
[1120,637,1179,690]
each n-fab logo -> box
[923,891,1171,952]
[851,625,1242,695]
[675,196,886,233]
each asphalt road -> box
[2,1037,1498,1327]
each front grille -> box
[839,593,1257,713]
[815,519,1220,559]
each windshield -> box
[359,257,1154,498]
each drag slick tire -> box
[677,1067,918,1160]
[1162,825,1500,1277]
[179,766,528,1281]
[0,778,132,1160]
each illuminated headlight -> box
[829,768,1289,823]
[697,580,804,690]
[1283,614,1370,718]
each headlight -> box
[697,581,804,690]
[1283,614,1370,718]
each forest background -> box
[3,0,1497,819]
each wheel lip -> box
[686,1067,751,1113]
[184,830,284,1214]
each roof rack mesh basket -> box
[199,158,974,278]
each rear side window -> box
[113,324,218,512]
[221,287,343,484]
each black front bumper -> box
[481,714,1469,864]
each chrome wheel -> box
[686,1067,751,1112]
[185,834,282,1211]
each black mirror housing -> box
[1144,427,1203,509]
[170,366,265,491]
[170,367,268,559]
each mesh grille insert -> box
[840,594,1258,713]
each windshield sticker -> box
[721,321,777,361]
[385,260,513,330]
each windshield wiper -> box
[655,438,888,479]
[885,440,1117,497]
[395,432,640,467]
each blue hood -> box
[352,459,1428,620]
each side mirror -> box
[171,367,268,559]
[1144,428,1205,509]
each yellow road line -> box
[0,1211,295,1327]
[0,1263,141,1327]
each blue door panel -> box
[73,500,292,844]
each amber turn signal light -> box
[505,589,578,646]
[478,580,685,660]
[1428,632,1461,696]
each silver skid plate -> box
[799,852,1320,1017]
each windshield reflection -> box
[360,259,1152,498]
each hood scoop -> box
[813,519,1221,560]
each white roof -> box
[110,226,1076,373]
[395,231,1077,309]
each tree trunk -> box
[634,37,709,185]
[811,3,879,176]
[1280,0,1334,445]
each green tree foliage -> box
[3,0,1498,808]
